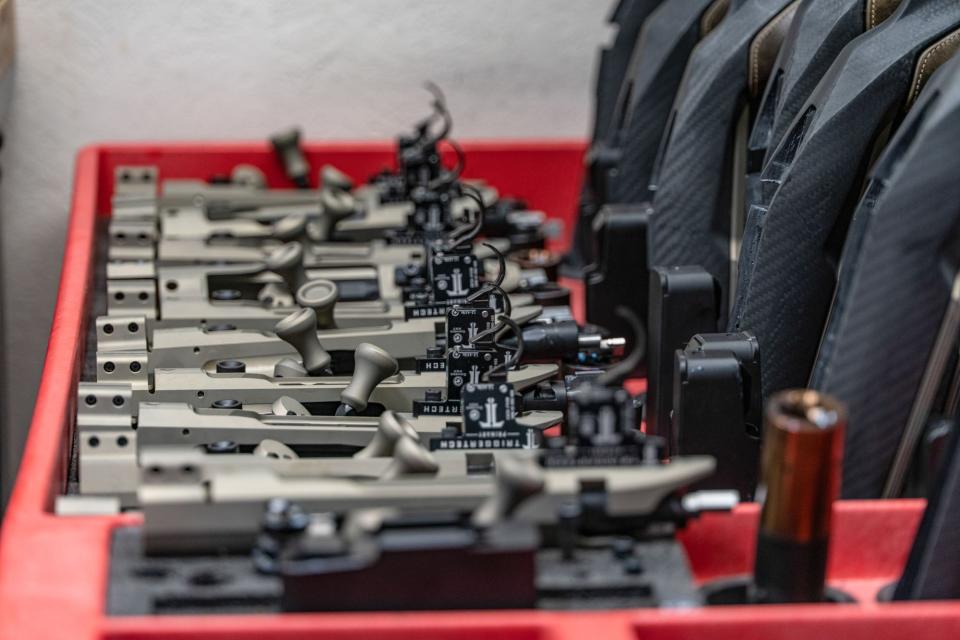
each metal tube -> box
[753,389,845,603]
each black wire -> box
[427,137,466,191]
[482,316,524,381]
[444,186,485,251]
[465,243,511,317]
[596,306,646,387]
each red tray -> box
[0,140,956,640]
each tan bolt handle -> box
[295,279,338,330]
[355,411,420,459]
[264,241,307,294]
[471,455,545,529]
[314,189,357,241]
[253,439,299,460]
[231,164,267,189]
[271,395,310,417]
[381,436,438,479]
[270,127,310,188]
[320,164,354,192]
[340,343,399,413]
[274,308,332,375]
[271,214,309,242]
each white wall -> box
[0,0,612,499]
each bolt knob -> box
[270,127,310,188]
[320,164,354,192]
[340,343,399,413]
[295,279,338,329]
[315,189,356,241]
[271,395,310,417]
[231,164,267,189]
[472,455,545,528]
[265,242,307,293]
[381,436,438,479]
[355,410,419,459]
[271,214,309,242]
[254,439,299,460]
[274,308,331,375]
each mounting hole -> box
[88,436,100,448]
[103,324,114,334]
[117,435,129,447]
[84,394,97,406]
[120,171,131,182]
[131,565,168,580]
[129,361,141,373]
[196,391,205,398]
[127,322,139,333]
[189,570,230,587]
[181,428,190,436]
[114,292,126,301]
[112,395,125,406]
[103,361,116,373]
[138,292,149,301]
[165,280,178,291]
[193,347,200,354]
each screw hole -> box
[128,322,139,333]
[131,565,168,580]
[103,324,114,334]
[165,280,178,291]
[114,292,126,301]
[181,428,190,436]
[88,436,100,447]
[112,395,124,406]
[189,570,230,587]
[117,435,129,447]
[129,361,141,373]
[84,394,97,406]
[103,361,116,373]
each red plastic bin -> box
[0,139,957,640]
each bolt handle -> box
[231,164,267,189]
[274,308,332,375]
[295,279,338,329]
[340,343,399,413]
[254,439,299,460]
[271,214,309,242]
[315,189,357,241]
[355,411,419,459]
[321,164,354,192]
[265,242,308,294]
[382,436,438,479]
[472,455,545,529]
[270,127,311,189]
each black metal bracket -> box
[584,203,652,375]
[645,266,719,453]
[672,332,762,499]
